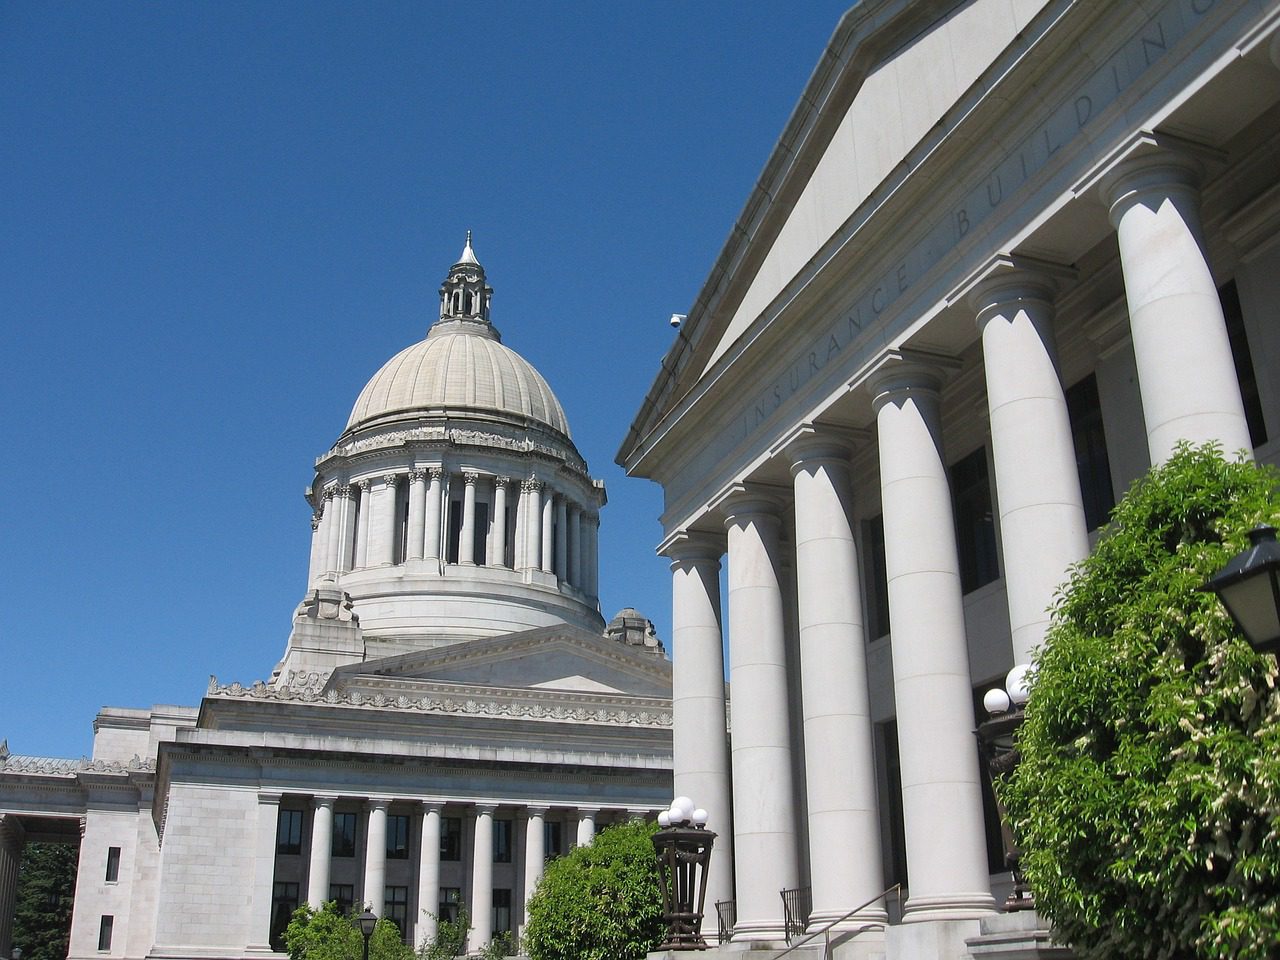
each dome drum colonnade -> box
[659,134,1258,944]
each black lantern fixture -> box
[356,910,378,960]
[652,797,717,950]
[975,666,1034,912]
[1201,524,1280,657]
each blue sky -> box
[1,2,851,758]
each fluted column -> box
[665,533,734,926]
[523,806,547,917]
[722,491,798,942]
[307,796,336,908]
[247,791,283,950]
[354,480,372,569]
[364,799,390,915]
[460,472,479,565]
[408,470,427,561]
[554,497,569,581]
[787,433,886,929]
[492,477,510,568]
[567,504,581,586]
[575,808,597,847]
[0,815,24,959]
[336,485,356,573]
[470,805,495,950]
[971,264,1091,664]
[1100,142,1252,464]
[378,476,401,565]
[416,803,442,946]
[521,479,542,571]
[541,492,555,573]
[323,488,340,573]
[424,468,444,563]
[307,512,324,584]
[871,361,995,921]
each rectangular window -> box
[543,820,562,860]
[333,812,358,858]
[446,499,463,563]
[504,504,516,568]
[493,819,512,863]
[950,447,999,593]
[385,886,409,941]
[1220,279,1268,449]
[863,514,890,639]
[276,808,304,855]
[439,886,462,922]
[1066,373,1116,531]
[386,814,410,860]
[104,846,121,883]
[474,501,490,565]
[329,883,355,916]
[98,915,114,951]
[440,816,462,861]
[395,479,411,563]
[492,888,512,935]
[270,881,300,950]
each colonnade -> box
[310,468,599,596]
[666,142,1255,942]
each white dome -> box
[345,329,570,437]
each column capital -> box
[462,471,480,486]
[524,804,550,817]
[322,487,336,502]
[493,475,511,488]
[521,477,543,493]
[474,803,497,816]
[865,350,958,414]
[428,466,445,481]
[781,422,865,472]
[365,797,392,812]
[659,530,725,565]
[334,483,352,499]
[311,514,321,531]
[312,795,338,809]
[1088,131,1221,227]
[420,800,444,815]
[409,468,428,483]
[381,473,400,490]
[356,478,372,492]
[575,806,601,816]
[954,254,1076,326]
[257,790,284,805]
[714,484,786,528]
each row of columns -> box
[310,469,599,595]
[256,793,620,951]
[667,143,1254,942]
[0,816,23,958]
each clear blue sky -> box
[1,2,851,758]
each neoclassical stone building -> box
[0,239,673,959]
[619,1,1280,957]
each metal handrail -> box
[771,884,901,960]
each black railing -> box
[781,885,812,943]
[715,898,736,943]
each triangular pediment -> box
[329,623,671,699]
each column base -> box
[806,908,889,934]
[901,892,997,922]
[720,916,790,946]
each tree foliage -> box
[284,902,413,960]
[522,819,664,960]
[12,841,78,960]
[1002,444,1280,960]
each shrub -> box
[284,902,413,960]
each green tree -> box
[523,819,663,960]
[1002,444,1280,960]
[12,841,78,960]
[284,902,413,960]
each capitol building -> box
[0,239,673,958]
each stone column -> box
[307,796,336,908]
[0,815,24,959]
[567,504,582,587]
[307,512,323,583]
[364,799,390,916]
[416,803,442,947]
[336,484,356,573]
[470,805,495,950]
[323,488,340,573]
[523,806,547,917]
[424,468,444,563]
[585,513,600,599]
[554,497,569,581]
[407,470,427,561]
[492,477,509,568]
[787,434,886,929]
[375,476,400,566]
[722,491,798,942]
[665,533,734,925]
[1100,143,1252,464]
[247,791,283,950]
[354,480,372,569]
[521,479,542,571]
[971,263,1091,665]
[870,361,995,921]
[460,472,479,565]
[575,808,597,847]
[541,493,555,573]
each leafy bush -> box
[284,902,412,960]
[1002,444,1280,960]
[416,905,468,960]
[523,819,663,960]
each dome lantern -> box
[436,230,497,337]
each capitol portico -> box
[622,1,1280,957]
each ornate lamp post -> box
[652,796,716,950]
[356,910,377,960]
[1201,524,1280,658]
[976,664,1034,912]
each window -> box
[1066,374,1116,531]
[329,883,355,916]
[1220,279,1268,448]
[474,501,490,564]
[877,721,908,888]
[387,814,410,860]
[276,809,303,855]
[270,882,300,950]
[98,915,114,951]
[440,816,462,861]
[543,820,562,860]
[950,447,999,593]
[493,819,512,863]
[863,514,890,639]
[333,812,358,858]
[386,886,409,941]
[446,498,463,563]
[105,846,121,883]
[492,888,512,935]
[439,886,462,922]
